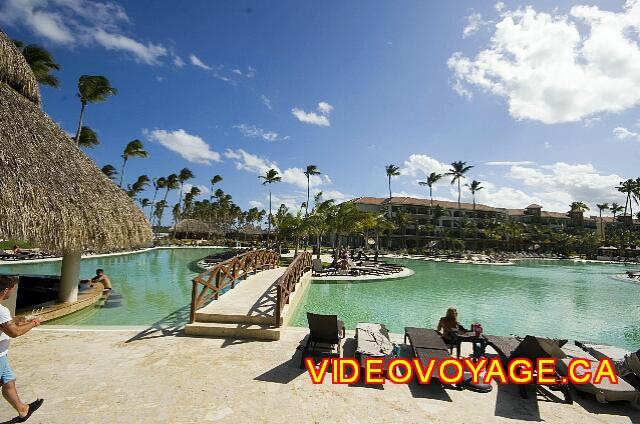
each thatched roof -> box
[0,30,151,253]
[171,219,222,236]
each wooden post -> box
[214,271,221,300]
[190,280,198,323]
[275,285,282,327]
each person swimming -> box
[91,269,112,291]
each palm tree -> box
[119,140,148,188]
[569,201,589,212]
[75,75,117,146]
[446,161,474,211]
[178,167,195,212]
[259,169,281,247]
[156,174,179,227]
[126,175,150,198]
[140,198,152,217]
[12,40,61,87]
[210,175,223,198]
[150,177,167,221]
[101,164,117,180]
[385,164,400,200]
[418,172,443,208]
[617,179,635,224]
[304,165,321,217]
[75,126,99,149]
[446,161,474,239]
[596,203,609,239]
[610,202,623,224]
[465,180,484,211]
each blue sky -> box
[2,0,640,222]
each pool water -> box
[0,248,224,326]
[290,259,640,351]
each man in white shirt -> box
[0,275,43,422]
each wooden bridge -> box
[184,249,312,340]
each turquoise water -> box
[291,259,640,351]
[0,248,224,326]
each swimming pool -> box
[290,259,640,351]
[0,248,225,326]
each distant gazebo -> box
[0,30,151,302]
[170,219,222,239]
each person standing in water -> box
[91,269,113,291]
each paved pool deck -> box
[1,328,638,424]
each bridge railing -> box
[190,249,280,323]
[275,251,312,327]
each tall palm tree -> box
[596,203,609,240]
[150,177,167,221]
[259,169,281,247]
[126,175,150,198]
[156,174,179,227]
[418,172,443,208]
[446,161,474,211]
[569,201,589,212]
[210,175,223,198]
[304,165,321,217]
[178,167,194,212]
[465,180,484,211]
[140,198,152,216]
[75,126,99,149]
[385,164,400,200]
[75,75,117,146]
[617,179,635,223]
[119,139,148,188]
[12,40,61,87]
[610,202,623,224]
[101,164,117,180]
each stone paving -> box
[1,328,638,424]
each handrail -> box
[190,249,280,323]
[275,251,312,327]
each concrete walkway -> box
[1,328,638,424]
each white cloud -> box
[182,183,210,196]
[232,69,243,75]
[224,149,276,175]
[246,66,256,78]
[189,53,212,70]
[145,129,221,165]
[224,149,331,190]
[463,13,487,38]
[449,2,640,124]
[233,124,283,142]
[485,161,536,166]
[400,154,450,179]
[613,126,640,142]
[260,95,272,110]
[495,2,505,12]
[248,200,264,209]
[0,0,167,65]
[291,101,333,127]
[173,55,185,67]
[544,141,552,149]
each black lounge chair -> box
[299,313,346,368]
[484,335,573,403]
[312,258,336,277]
[404,327,451,382]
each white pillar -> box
[59,250,81,303]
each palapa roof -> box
[0,30,151,253]
[171,219,222,235]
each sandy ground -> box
[0,328,638,424]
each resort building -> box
[351,197,638,250]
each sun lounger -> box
[312,258,336,277]
[555,343,640,405]
[404,327,451,381]
[356,323,394,371]
[299,312,346,368]
[484,335,572,403]
[575,341,640,392]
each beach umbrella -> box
[0,31,151,302]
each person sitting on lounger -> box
[91,269,112,291]
[437,307,468,345]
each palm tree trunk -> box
[74,101,86,147]
[388,176,392,200]
[316,233,322,260]
[119,157,128,188]
[267,189,272,248]
[306,177,310,217]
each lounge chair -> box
[356,323,394,372]
[404,327,451,381]
[312,258,336,277]
[575,341,640,392]
[484,335,572,403]
[299,313,346,368]
[556,343,640,405]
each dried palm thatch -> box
[171,219,223,238]
[0,30,151,254]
